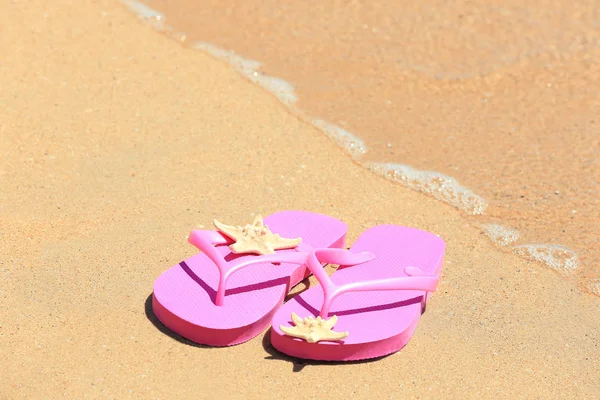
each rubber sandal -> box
[270,224,445,361]
[152,210,347,346]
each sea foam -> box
[366,162,488,215]
[513,244,579,273]
[121,0,165,29]
[193,42,298,107]
[483,224,520,246]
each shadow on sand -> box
[144,293,211,349]
[260,328,392,372]
[146,274,391,369]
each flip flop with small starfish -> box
[270,225,445,361]
[152,210,347,346]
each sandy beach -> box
[1,0,599,398]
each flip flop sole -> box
[271,225,445,360]
[152,210,347,346]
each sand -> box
[0,0,599,398]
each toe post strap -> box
[187,229,310,306]
[305,248,439,318]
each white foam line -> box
[193,42,261,74]
[194,43,367,156]
[121,0,163,20]
[366,162,488,215]
[311,119,367,158]
[193,42,297,107]
[483,224,520,246]
[513,244,579,273]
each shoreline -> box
[1,0,599,398]
[122,0,596,295]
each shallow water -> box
[123,0,600,295]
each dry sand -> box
[0,1,599,398]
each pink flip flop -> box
[152,210,347,346]
[270,225,445,361]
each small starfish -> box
[280,312,349,343]
[213,214,302,255]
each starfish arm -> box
[279,325,303,338]
[271,235,302,249]
[213,219,243,241]
[327,330,349,341]
[291,312,304,326]
[229,241,257,255]
[252,214,264,228]
[228,241,247,254]
[323,315,338,330]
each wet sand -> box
[142,0,600,289]
[0,0,599,398]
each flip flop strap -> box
[188,229,310,306]
[305,249,439,318]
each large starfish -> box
[280,313,349,343]
[213,214,302,255]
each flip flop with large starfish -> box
[152,210,347,346]
[270,225,445,361]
